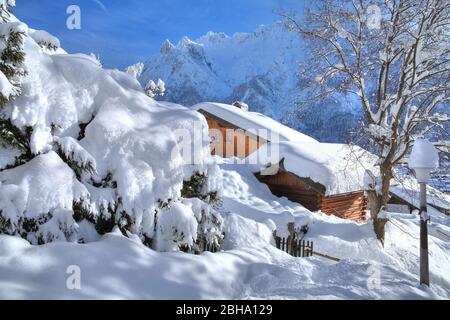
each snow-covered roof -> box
[247,141,377,196]
[390,177,450,214]
[192,102,318,143]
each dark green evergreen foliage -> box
[181,172,207,198]
[72,200,93,223]
[0,118,33,168]
[157,199,172,210]
[91,172,117,188]
[54,141,96,180]
[0,3,26,108]
[77,115,95,140]
[37,41,58,51]
[181,171,224,252]
[0,215,10,234]
[95,214,116,235]
[0,210,48,240]
[0,31,26,79]
[73,198,117,236]
[181,171,221,206]
[0,3,29,170]
[73,173,120,236]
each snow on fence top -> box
[247,141,377,196]
[192,102,318,143]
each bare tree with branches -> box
[283,0,450,242]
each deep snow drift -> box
[1,161,449,299]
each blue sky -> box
[15,0,304,69]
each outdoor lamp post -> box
[408,138,439,287]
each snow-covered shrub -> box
[187,197,224,252]
[155,201,198,251]
[0,152,88,244]
[181,171,221,206]
[154,198,224,252]
[125,62,144,79]
[180,167,224,251]
[36,208,78,243]
[145,79,165,98]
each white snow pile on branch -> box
[0,151,88,243]
[0,71,16,98]
[29,29,60,50]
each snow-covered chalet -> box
[193,102,373,221]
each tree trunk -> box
[367,162,393,245]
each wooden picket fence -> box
[274,236,314,258]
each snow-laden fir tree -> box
[145,78,165,98]
[0,0,29,165]
[0,3,224,251]
[284,0,449,242]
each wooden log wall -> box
[201,112,266,158]
[320,192,367,221]
[257,171,322,212]
[258,171,367,221]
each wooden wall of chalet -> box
[200,110,267,159]
[257,171,367,221]
[321,192,367,221]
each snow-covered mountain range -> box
[129,22,362,143]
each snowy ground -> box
[1,162,449,300]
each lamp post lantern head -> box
[408,138,439,184]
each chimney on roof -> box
[232,101,249,111]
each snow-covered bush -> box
[155,201,198,251]
[145,78,165,98]
[181,171,220,205]
[188,197,224,252]
[0,152,88,244]
[179,167,224,252]
[154,197,224,252]
[125,62,144,79]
